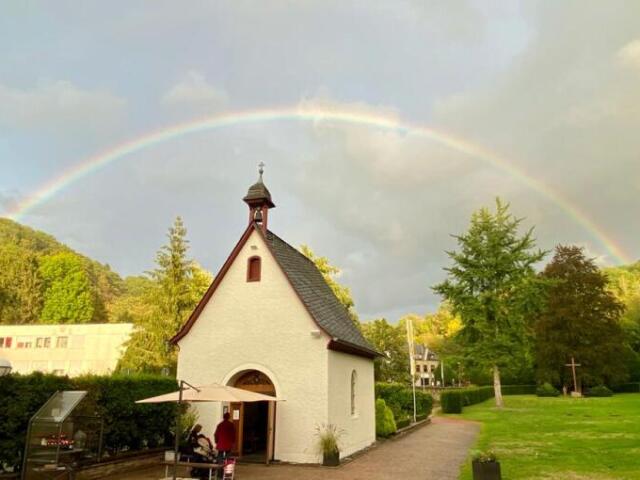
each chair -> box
[221,458,236,480]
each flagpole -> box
[406,319,417,423]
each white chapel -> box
[171,168,379,464]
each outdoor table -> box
[162,460,223,480]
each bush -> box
[536,382,560,397]
[0,372,178,471]
[375,399,397,437]
[395,417,411,429]
[586,385,613,397]
[502,385,536,395]
[375,383,433,419]
[612,382,640,393]
[441,390,463,413]
[461,386,494,406]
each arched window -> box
[350,370,357,416]
[247,256,261,282]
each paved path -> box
[109,417,479,480]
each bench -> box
[161,460,223,480]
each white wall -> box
[327,350,376,458]
[177,229,330,463]
[0,323,132,376]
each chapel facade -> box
[171,169,378,464]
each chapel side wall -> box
[176,229,329,464]
[327,350,376,458]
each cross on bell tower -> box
[243,162,275,233]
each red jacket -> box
[214,420,236,452]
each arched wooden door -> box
[229,370,276,463]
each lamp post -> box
[0,358,12,376]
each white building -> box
[172,170,379,464]
[0,323,133,376]
[413,345,440,387]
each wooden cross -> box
[565,356,581,394]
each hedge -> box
[375,383,433,420]
[0,373,178,471]
[536,382,560,397]
[440,390,463,413]
[586,385,613,397]
[502,385,536,395]
[612,382,640,393]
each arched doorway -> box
[228,370,276,463]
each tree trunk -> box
[493,365,504,408]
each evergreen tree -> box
[434,199,547,407]
[535,245,628,387]
[119,217,211,373]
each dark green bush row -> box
[586,385,613,397]
[612,382,640,393]
[440,390,464,413]
[0,372,177,470]
[501,385,536,395]
[395,417,411,429]
[375,383,433,419]
[461,386,494,406]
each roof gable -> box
[171,223,379,358]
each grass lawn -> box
[452,394,640,480]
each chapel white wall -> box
[327,350,376,458]
[176,229,329,463]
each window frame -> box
[246,256,262,282]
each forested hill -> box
[0,218,124,325]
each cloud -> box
[161,71,228,113]
[0,190,20,216]
[616,39,640,71]
[0,80,126,133]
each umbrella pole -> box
[173,380,184,480]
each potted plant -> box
[315,424,343,466]
[471,450,501,480]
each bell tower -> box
[243,162,275,233]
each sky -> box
[1,1,639,321]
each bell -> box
[253,208,263,223]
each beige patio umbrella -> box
[136,380,283,480]
[135,382,283,403]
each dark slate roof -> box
[414,344,438,361]
[264,229,379,357]
[243,180,275,207]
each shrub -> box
[395,416,411,429]
[441,390,463,413]
[375,399,397,437]
[461,386,494,406]
[586,385,613,397]
[0,372,178,471]
[502,385,536,395]
[536,382,560,397]
[612,382,640,393]
[375,383,433,419]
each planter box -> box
[322,450,340,466]
[472,460,501,480]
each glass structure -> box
[22,391,103,480]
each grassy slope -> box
[454,394,640,480]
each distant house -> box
[171,169,380,464]
[0,323,133,376]
[412,345,439,387]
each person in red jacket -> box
[214,412,236,462]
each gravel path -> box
[109,416,479,480]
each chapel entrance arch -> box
[227,369,277,463]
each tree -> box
[300,245,359,326]
[361,318,409,382]
[433,199,547,407]
[535,245,628,387]
[0,245,43,324]
[119,217,211,373]
[38,252,98,324]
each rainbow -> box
[4,104,631,264]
